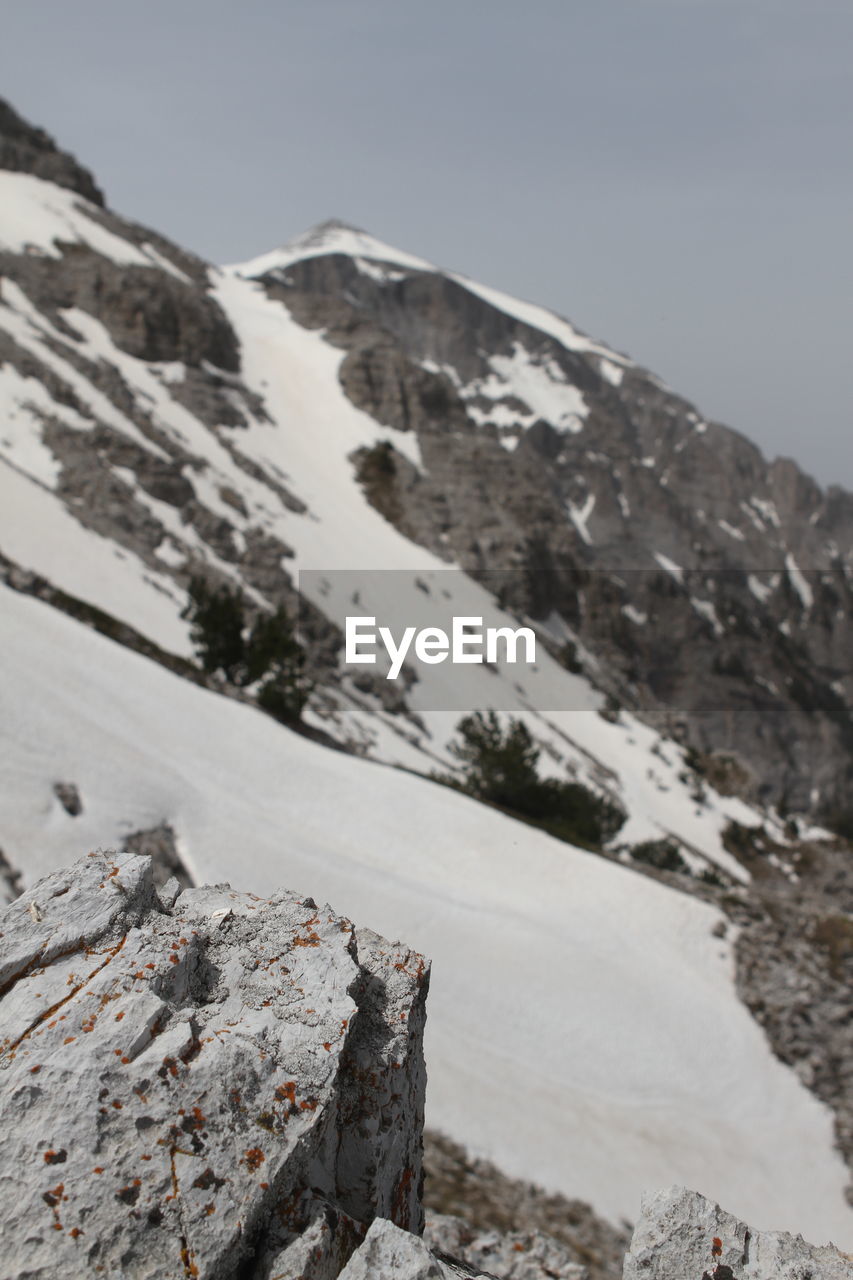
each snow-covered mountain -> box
[0,98,851,1247]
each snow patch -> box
[354,256,408,284]
[749,496,782,529]
[690,598,724,636]
[459,343,589,436]
[718,519,745,543]
[598,357,624,386]
[654,552,684,584]
[748,574,776,604]
[568,493,596,545]
[622,604,647,626]
[785,552,814,610]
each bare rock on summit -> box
[622,1185,853,1280]
[0,851,429,1278]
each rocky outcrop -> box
[0,97,104,205]
[0,851,429,1278]
[2,854,850,1279]
[622,1186,853,1279]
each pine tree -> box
[448,711,541,811]
[181,576,246,682]
[445,710,625,848]
[181,578,309,722]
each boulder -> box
[0,850,429,1278]
[622,1186,853,1280]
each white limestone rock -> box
[0,850,429,1278]
[339,1216,494,1279]
[622,1185,853,1280]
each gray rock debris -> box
[622,1186,853,1280]
[0,850,429,1278]
[53,781,83,817]
[426,1211,587,1279]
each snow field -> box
[0,585,850,1246]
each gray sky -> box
[3,0,851,487]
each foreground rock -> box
[622,1186,853,1279]
[3,854,849,1279]
[0,851,428,1277]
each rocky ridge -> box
[0,98,851,1216]
[0,98,103,206]
[253,234,853,819]
[0,99,852,821]
[622,1185,853,1279]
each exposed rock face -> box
[2,97,853,819]
[622,1185,853,1279]
[261,247,853,819]
[0,851,428,1278]
[0,112,342,704]
[0,97,104,205]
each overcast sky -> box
[2,1,850,487]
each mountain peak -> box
[227,219,435,279]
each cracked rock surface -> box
[0,851,428,1278]
[622,1186,853,1280]
[4,854,848,1280]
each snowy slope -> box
[211,266,769,877]
[0,165,772,877]
[0,582,850,1247]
